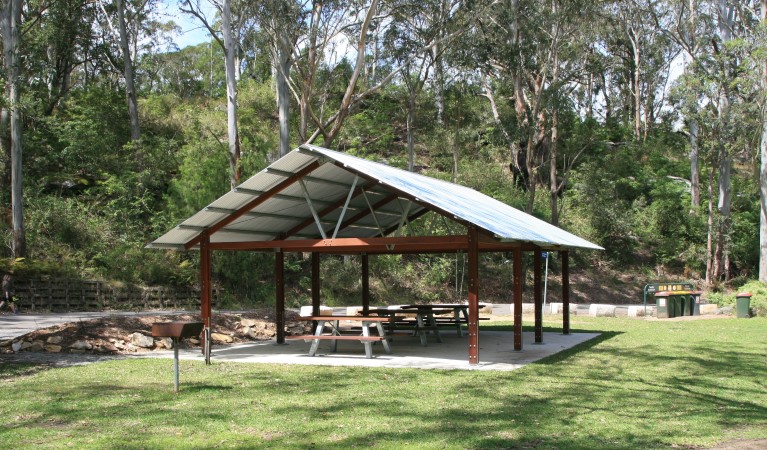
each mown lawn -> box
[1,317,766,449]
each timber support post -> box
[276,250,285,344]
[513,247,523,351]
[468,226,480,364]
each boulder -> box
[70,340,93,351]
[130,332,155,349]
[241,318,258,328]
[627,306,646,317]
[589,304,616,317]
[154,337,173,349]
[11,341,22,352]
[46,336,63,345]
[44,344,62,353]
[699,304,719,315]
[29,340,45,352]
[211,332,233,344]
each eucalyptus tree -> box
[382,0,465,170]
[96,0,157,141]
[760,0,767,283]
[472,0,596,215]
[0,0,24,257]
[181,0,243,187]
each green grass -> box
[2,317,766,449]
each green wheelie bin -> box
[736,292,752,318]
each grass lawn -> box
[1,316,766,449]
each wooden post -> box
[276,250,285,344]
[311,252,320,316]
[534,249,543,344]
[362,253,370,315]
[199,231,212,356]
[562,250,570,335]
[468,226,480,365]
[513,247,523,351]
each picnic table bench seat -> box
[288,315,391,358]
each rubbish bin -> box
[656,292,671,318]
[736,292,752,318]
[691,292,702,315]
[681,294,693,316]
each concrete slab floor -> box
[147,330,600,371]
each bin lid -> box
[736,292,753,297]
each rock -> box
[627,306,646,317]
[154,337,173,349]
[699,304,719,315]
[46,336,64,345]
[125,343,138,352]
[188,338,200,345]
[44,345,62,353]
[719,306,734,316]
[29,341,45,352]
[589,304,616,317]
[70,340,93,351]
[0,339,11,348]
[11,341,22,352]
[112,340,125,350]
[130,332,155,349]
[70,349,86,354]
[211,332,233,344]
[549,303,564,314]
[241,318,258,328]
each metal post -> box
[173,338,180,394]
[542,251,549,313]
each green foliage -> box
[719,281,767,317]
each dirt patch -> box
[0,309,309,357]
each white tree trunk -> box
[276,28,292,157]
[689,120,700,208]
[759,0,767,282]
[0,0,24,257]
[222,0,241,188]
[116,0,140,141]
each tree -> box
[182,0,242,188]
[97,0,149,141]
[0,0,25,257]
[759,0,767,282]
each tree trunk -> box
[275,25,292,157]
[116,0,140,141]
[0,0,25,258]
[222,0,241,188]
[689,120,700,208]
[550,108,559,226]
[629,26,641,141]
[706,163,715,285]
[760,0,767,283]
[407,84,416,171]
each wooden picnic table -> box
[363,304,486,345]
[285,315,392,358]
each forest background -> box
[0,0,765,313]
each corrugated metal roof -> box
[147,145,602,251]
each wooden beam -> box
[199,230,212,357]
[534,249,543,344]
[312,253,320,317]
[362,253,370,315]
[562,250,570,335]
[276,251,285,344]
[513,247,523,351]
[210,235,469,252]
[185,161,320,249]
[468,226,480,365]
